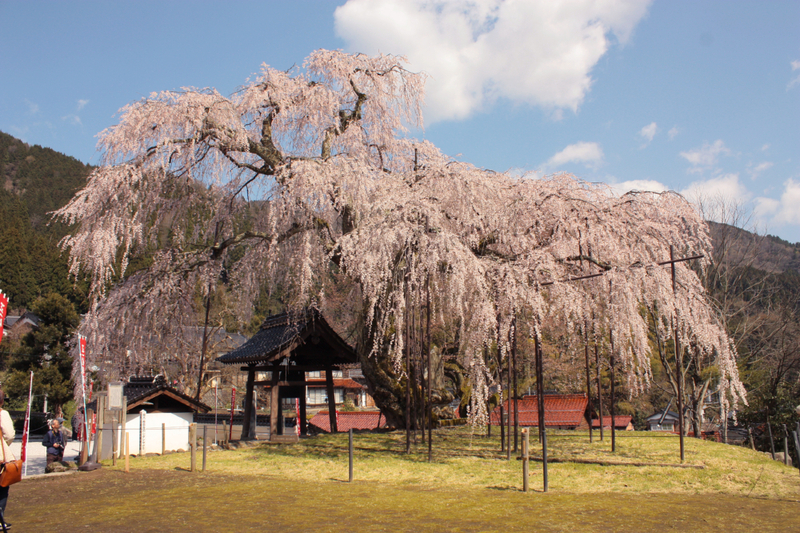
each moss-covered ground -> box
[12,428,800,531]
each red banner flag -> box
[0,290,9,346]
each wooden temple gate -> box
[216,309,359,440]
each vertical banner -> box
[0,290,8,346]
[229,387,236,441]
[22,371,33,477]
[295,398,300,436]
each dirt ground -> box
[9,467,800,532]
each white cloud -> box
[77,99,89,111]
[545,141,604,169]
[62,114,82,125]
[638,122,657,144]
[334,0,652,122]
[609,179,667,196]
[679,173,750,221]
[679,139,730,171]
[747,161,773,180]
[761,143,770,152]
[24,99,39,114]
[668,126,679,140]
[789,59,800,90]
[755,178,800,225]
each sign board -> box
[108,382,124,410]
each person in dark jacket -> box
[42,419,67,465]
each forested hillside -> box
[0,131,91,310]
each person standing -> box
[0,389,16,528]
[43,419,67,465]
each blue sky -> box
[2,0,798,242]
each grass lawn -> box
[11,428,800,532]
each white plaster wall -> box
[99,411,193,459]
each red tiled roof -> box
[591,415,633,429]
[305,378,364,390]
[489,394,588,428]
[309,411,388,433]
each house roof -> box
[216,308,357,367]
[591,415,633,429]
[646,410,680,422]
[489,394,588,427]
[309,411,388,433]
[92,376,212,413]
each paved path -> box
[10,434,84,477]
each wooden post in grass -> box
[95,395,104,463]
[203,425,208,472]
[748,426,755,450]
[348,429,354,482]
[190,423,197,472]
[222,420,228,446]
[522,428,529,493]
[124,432,130,473]
[542,429,548,493]
[111,415,117,467]
[162,423,166,455]
[792,430,800,475]
[767,419,775,459]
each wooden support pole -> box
[748,426,755,450]
[782,424,788,466]
[426,273,432,463]
[585,329,593,444]
[95,395,104,463]
[767,418,776,459]
[522,428,529,493]
[670,245,685,464]
[348,428,354,482]
[542,429,548,493]
[111,416,117,467]
[241,365,256,440]
[162,423,166,456]
[595,343,604,442]
[124,432,130,473]
[222,420,228,446]
[203,425,208,472]
[190,423,197,472]
[512,316,519,454]
[507,326,512,460]
[610,329,616,454]
[325,364,337,433]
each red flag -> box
[0,291,9,346]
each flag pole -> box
[22,371,33,478]
[79,335,89,463]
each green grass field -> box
[12,428,800,532]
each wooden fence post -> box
[348,429,354,482]
[162,423,166,456]
[542,429,548,493]
[190,423,197,472]
[124,432,130,473]
[522,428,529,493]
[111,415,117,467]
[95,395,105,463]
[202,425,208,473]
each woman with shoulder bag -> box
[0,389,16,529]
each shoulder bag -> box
[0,412,21,487]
